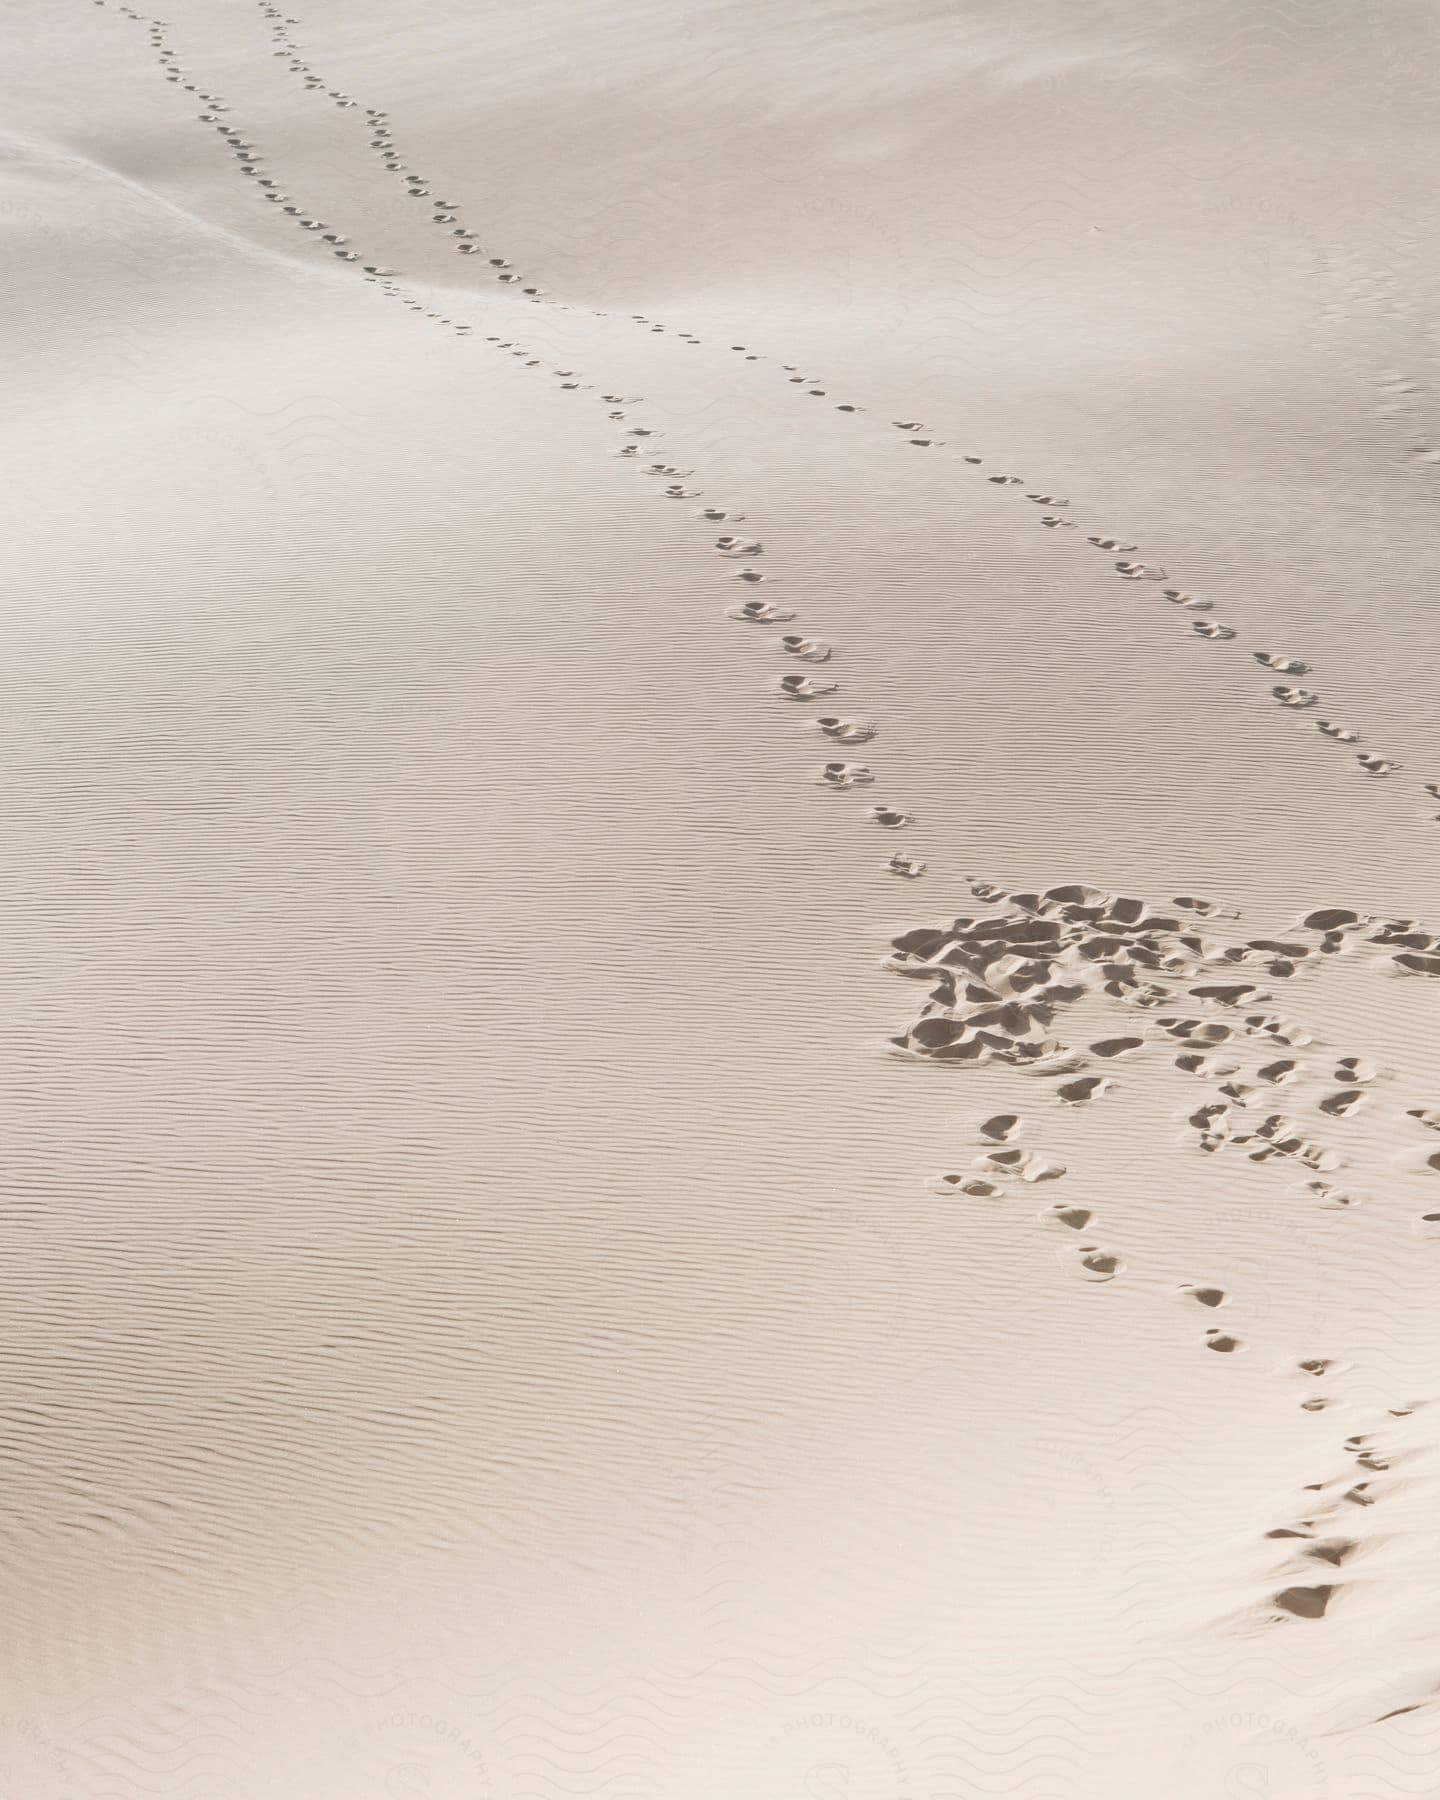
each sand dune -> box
[2,1,1439,1794]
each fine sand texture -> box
[3,1,1440,1794]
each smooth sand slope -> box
[2,1,1439,1795]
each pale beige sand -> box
[2,2,1439,1795]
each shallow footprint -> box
[1357,753,1400,775]
[727,599,795,622]
[780,635,832,663]
[933,1173,1004,1198]
[1272,686,1319,707]
[1057,1075,1114,1104]
[886,853,927,878]
[814,715,876,746]
[1205,1329,1246,1353]
[1043,1203,1094,1231]
[1274,1584,1334,1619]
[1162,588,1213,611]
[1089,536,1137,551]
[1072,1245,1124,1282]
[1192,620,1237,640]
[1319,1090,1367,1118]
[979,1113,1022,1142]
[819,762,874,789]
[1255,651,1312,674]
[868,805,913,827]
[1318,721,1360,742]
[1179,1282,1228,1308]
[777,674,836,699]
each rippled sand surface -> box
[3,2,1440,1793]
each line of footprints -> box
[96,0,1440,826]
[97,0,1440,1656]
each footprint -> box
[777,675,836,699]
[819,763,874,789]
[934,1174,1004,1197]
[1073,1245,1124,1282]
[1162,589,1213,611]
[715,536,762,556]
[1116,560,1166,580]
[814,716,876,746]
[1272,686,1319,707]
[869,806,913,827]
[780,636,832,663]
[1319,1089,1367,1118]
[977,1148,1067,1183]
[1091,1036,1147,1059]
[1089,536,1137,551]
[1191,620,1237,640]
[1406,1108,1440,1131]
[1258,1059,1302,1084]
[734,570,767,584]
[699,508,746,522]
[663,485,701,499]
[886,854,927,878]
[1274,1584,1335,1619]
[892,421,924,432]
[979,1113,1022,1142]
[1043,1203,1094,1231]
[1357,754,1400,775]
[1177,1052,1242,1077]
[1056,1075,1114,1104]
[727,600,795,622]
[1304,1539,1357,1567]
[1255,652,1312,673]
[988,475,1024,486]
[1179,1283,1228,1308]
[1300,1180,1365,1209]
[1318,721,1360,742]
[1205,1329,1245,1353]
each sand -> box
[2,0,1439,1793]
